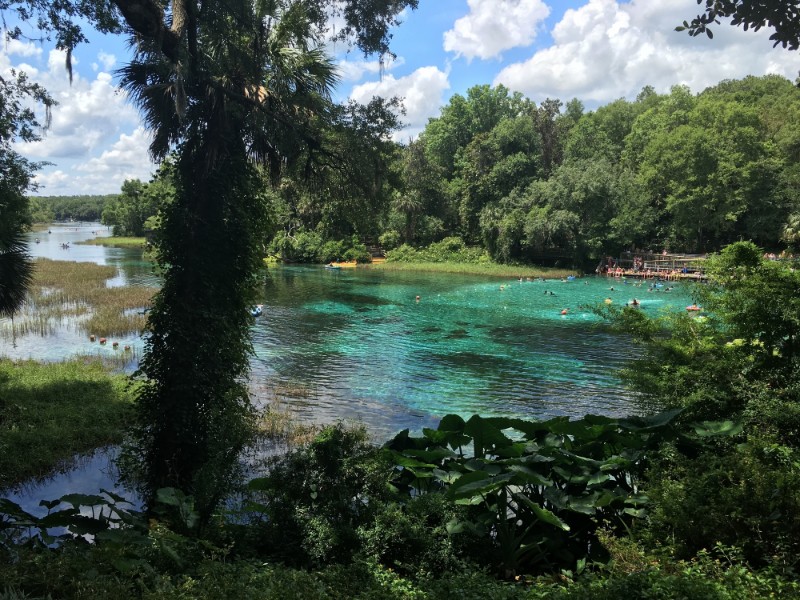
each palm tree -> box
[114,0,350,517]
[0,193,34,319]
[393,192,423,244]
[782,213,800,251]
[0,73,52,319]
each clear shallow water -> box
[1,225,696,501]
[250,267,693,437]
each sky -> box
[2,0,798,196]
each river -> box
[1,223,696,508]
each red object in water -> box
[99,337,107,344]
[561,309,568,315]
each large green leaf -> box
[58,493,109,509]
[515,492,571,531]
[692,420,743,437]
[464,415,513,457]
[448,471,513,501]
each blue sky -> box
[3,0,797,195]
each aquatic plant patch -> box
[0,258,157,339]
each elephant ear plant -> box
[383,411,742,578]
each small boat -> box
[249,305,263,317]
[324,264,341,270]
[686,304,701,312]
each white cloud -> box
[350,66,450,141]
[494,0,800,104]
[97,51,116,71]
[337,55,405,82]
[33,127,155,195]
[4,36,42,58]
[17,50,142,162]
[1,42,157,195]
[444,0,550,61]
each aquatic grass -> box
[249,382,320,448]
[0,259,157,339]
[78,236,147,248]
[83,308,148,337]
[0,358,135,489]
[372,260,578,279]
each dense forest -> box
[32,74,800,267]
[281,74,800,267]
[28,195,116,223]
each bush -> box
[357,493,478,577]
[318,240,346,263]
[378,230,401,250]
[643,437,800,571]
[343,240,371,263]
[245,423,393,567]
[385,236,490,264]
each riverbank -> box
[372,260,578,279]
[0,258,156,341]
[79,236,148,248]
[0,359,135,489]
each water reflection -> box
[2,225,699,504]
[0,223,154,363]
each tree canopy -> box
[679,0,800,49]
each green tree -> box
[679,0,800,49]
[5,0,416,517]
[103,163,176,237]
[0,71,54,317]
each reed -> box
[0,259,157,340]
[79,236,147,248]
[249,381,319,447]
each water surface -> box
[1,224,696,502]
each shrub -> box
[385,236,491,264]
[318,240,346,263]
[245,423,394,567]
[378,230,401,250]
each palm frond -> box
[0,228,33,317]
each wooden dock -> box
[600,251,708,281]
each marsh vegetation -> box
[0,258,156,340]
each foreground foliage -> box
[1,421,795,599]
[0,359,134,489]
[604,242,800,570]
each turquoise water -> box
[1,225,697,504]
[2,224,697,438]
[249,267,694,437]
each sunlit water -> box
[1,224,697,507]
[249,267,693,435]
[1,223,157,363]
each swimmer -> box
[415,295,420,302]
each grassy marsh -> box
[1,258,156,339]
[79,236,148,248]
[0,358,135,489]
[372,260,578,279]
